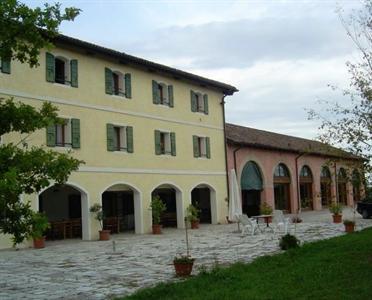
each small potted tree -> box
[343,219,355,233]
[90,203,110,240]
[149,195,166,234]
[173,217,195,276]
[329,202,343,223]
[29,212,50,249]
[186,203,200,229]
[260,202,273,223]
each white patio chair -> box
[236,214,259,236]
[272,210,290,235]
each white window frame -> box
[112,70,126,97]
[159,131,171,155]
[54,55,71,86]
[55,118,72,148]
[195,92,205,113]
[113,125,128,152]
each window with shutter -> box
[105,68,113,95]
[155,130,173,155]
[70,60,78,88]
[71,118,80,149]
[107,124,132,152]
[193,135,210,159]
[153,80,173,107]
[191,91,209,114]
[124,73,132,98]
[1,57,11,74]
[46,119,74,148]
[46,52,55,82]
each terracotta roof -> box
[226,123,360,160]
[53,34,238,95]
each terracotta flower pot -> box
[267,216,272,223]
[344,223,355,233]
[174,261,194,277]
[191,220,199,229]
[152,224,162,234]
[332,214,342,223]
[33,237,45,249]
[99,230,111,241]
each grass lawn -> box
[120,228,372,300]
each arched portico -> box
[299,165,314,210]
[240,161,263,216]
[190,183,217,224]
[273,163,291,212]
[151,183,184,229]
[100,182,143,234]
[38,182,90,241]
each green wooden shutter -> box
[46,52,55,82]
[203,94,209,115]
[152,80,160,104]
[1,57,11,74]
[168,85,174,107]
[193,135,199,157]
[191,90,197,112]
[154,130,161,155]
[71,118,80,149]
[105,68,113,95]
[106,123,115,151]
[46,124,56,147]
[124,73,132,98]
[206,137,211,159]
[126,126,133,153]
[70,60,78,88]
[170,132,176,156]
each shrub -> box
[173,255,195,264]
[329,202,343,215]
[279,234,300,250]
[149,195,166,225]
[260,202,273,215]
[343,219,355,225]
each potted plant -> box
[343,219,355,233]
[329,202,343,223]
[90,203,110,240]
[149,195,166,234]
[186,203,200,229]
[29,212,50,249]
[173,255,195,276]
[173,217,195,276]
[260,202,273,222]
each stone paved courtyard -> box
[1,209,371,300]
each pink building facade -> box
[226,123,364,216]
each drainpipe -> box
[233,146,243,174]
[295,152,305,214]
[334,162,338,204]
[221,95,229,199]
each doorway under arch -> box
[191,184,217,224]
[300,165,313,210]
[152,183,183,228]
[320,166,332,207]
[240,161,263,217]
[39,183,89,241]
[101,183,142,234]
[273,163,291,212]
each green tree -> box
[0,0,80,67]
[0,1,82,247]
[308,1,372,182]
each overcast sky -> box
[25,0,363,139]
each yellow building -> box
[0,34,237,248]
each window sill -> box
[196,156,209,160]
[111,95,129,100]
[113,150,129,154]
[157,103,171,108]
[53,82,72,88]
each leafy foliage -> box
[0,98,82,247]
[0,0,80,67]
[260,201,273,215]
[329,202,343,215]
[186,203,200,222]
[173,255,195,264]
[28,212,50,239]
[149,195,166,225]
[89,203,105,230]
[308,1,372,180]
[279,234,300,250]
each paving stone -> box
[0,208,371,299]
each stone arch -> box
[100,182,143,234]
[151,182,184,229]
[189,182,217,224]
[37,182,90,241]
